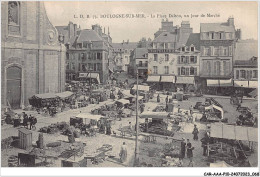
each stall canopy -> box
[132,85,150,91]
[205,104,224,119]
[207,79,232,87]
[116,99,130,105]
[210,123,258,142]
[140,111,170,119]
[248,89,257,98]
[146,75,160,82]
[55,91,74,99]
[161,76,175,83]
[176,77,194,84]
[33,93,58,99]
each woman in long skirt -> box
[119,142,127,163]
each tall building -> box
[129,48,148,78]
[199,17,241,93]
[147,20,193,91]
[1,1,66,108]
[112,41,137,72]
[62,24,113,84]
[233,40,258,93]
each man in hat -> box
[192,124,199,140]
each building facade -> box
[147,20,193,91]
[1,1,66,108]
[233,40,258,93]
[112,41,137,72]
[199,17,241,94]
[129,48,148,78]
[63,24,113,84]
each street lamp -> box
[134,69,139,166]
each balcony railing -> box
[148,49,175,53]
[136,64,148,67]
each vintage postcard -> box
[1,1,259,176]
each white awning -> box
[147,75,160,82]
[234,80,249,88]
[207,79,219,87]
[132,85,150,91]
[210,123,258,142]
[176,77,194,84]
[161,75,175,83]
[249,81,258,88]
[219,79,232,87]
[76,113,102,120]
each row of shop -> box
[146,75,258,94]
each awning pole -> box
[134,70,139,167]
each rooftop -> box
[185,33,200,50]
[234,39,258,61]
[153,32,177,43]
[200,23,235,33]
[77,29,104,43]
[134,48,148,59]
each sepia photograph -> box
[1,1,259,176]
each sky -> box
[44,1,258,43]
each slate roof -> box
[234,40,258,61]
[112,42,138,49]
[185,33,200,50]
[77,29,104,43]
[234,58,257,66]
[200,23,235,33]
[153,32,177,43]
[135,48,148,59]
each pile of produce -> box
[8,155,18,167]
[39,122,70,134]
[146,122,174,136]
[162,143,180,158]
[153,106,165,112]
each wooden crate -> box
[18,128,32,150]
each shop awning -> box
[116,99,130,105]
[207,79,219,87]
[161,75,175,83]
[219,79,232,87]
[176,77,194,84]
[205,104,224,119]
[234,80,249,88]
[210,123,258,142]
[207,79,232,87]
[147,75,160,82]
[249,81,258,88]
[132,85,150,91]
[79,73,100,84]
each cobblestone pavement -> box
[1,90,258,167]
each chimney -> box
[104,27,106,34]
[228,17,234,26]
[74,24,77,36]
[235,29,241,40]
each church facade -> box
[1,1,66,108]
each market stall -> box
[29,93,59,108]
[207,123,258,166]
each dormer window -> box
[191,46,194,52]
[182,47,185,52]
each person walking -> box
[186,139,194,167]
[201,131,210,156]
[119,142,127,163]
[165,96,169,104]
[189,105,193,116]
[29,115,33,130]
[179,138,186,164]
[192,124,199,141]
[157,94,160,103]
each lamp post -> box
[134,69,139,167]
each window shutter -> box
[178,68,180,76]
[194,68,197,76]
[219,46,223,56]
[229,46,232,56]
[186,68,189,75]
[201,46,205,56]
[186,56,189,63]
[210,46,214,56]
[194,56,197,63]
[178,56,180,64]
